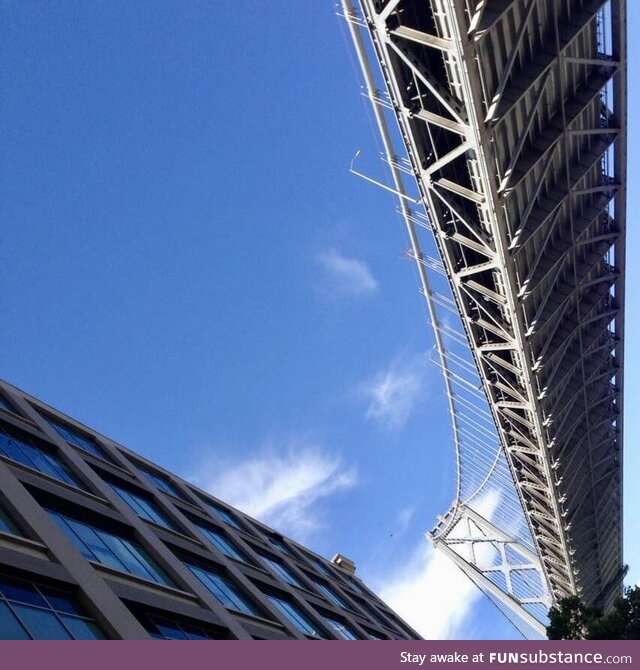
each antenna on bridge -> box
[349,149,422,203]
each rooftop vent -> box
[331,554,356,575]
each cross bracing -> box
[340,0,626,636]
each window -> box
[310,577,349,609]
[310,557,334,578]
[141,613,225,640]
[266,594,324,638]
[0,575,105,639]
[268,535,295,557]
[139,467,186,500]
[0,505,21,536]
[203,500,243,530]
[0,395,17,415]
[0,424,82,489]
[47,510,175,587]
[347,576,369,596]
[357,600,392,629]
[367,631,385,640]
[110,483,176,531]
[187,564,259,617]
[324,615,359,640]
[47,417,109,460]
[195,524,248,562]
[259,554,304,588]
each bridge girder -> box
[349,0,626,626]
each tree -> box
[546,586,640,640]
[546,595,598,640]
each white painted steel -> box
[340,0,625,638]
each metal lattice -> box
[340,0,626,637]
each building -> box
[0,379,419,640]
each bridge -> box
[340,0,626,638]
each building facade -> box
[0,379,419,640]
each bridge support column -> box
[430,505,550,639]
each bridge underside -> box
[347,0,626,621]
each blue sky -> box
[0,1,636,640]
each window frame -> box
[310,576,350,609]
[109,482,177,531]
[138,467,187,501]
[265,593,325,639]
[259,553,305,589]
[140,612,226,640]
[0,505,21,537]
[323,614,360,640]
[0,394,18,416]
[194,523,249,563]
[47,510,175,588]
[0,574,105,640]
[202,499,244,530]
[46,416,110,461]
[186,563,261,618]
[0,424,83,490]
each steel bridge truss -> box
[341,0,626,636]
[431,504,551,638]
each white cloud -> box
[360,355,427,429]
[191,445,357,542]
[377,541,481,639]
[316,248,378,297]
[374,490,502,639]
[395,506,416,536]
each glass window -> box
[0,578,47,607]
[13,606,71,639]
[38,587,80,615]
[358,600,392,629]
[311,557,334,578]
[367,631,385,640]
[0,395,17,415]
[47,510,175,587]
[142,614,225,640]
[0,602,29,639]
[266,594,325,638]
[139,467,186,500]
[195,524,248,562]
[259,554,304,588]
[348,576,369,596]
[0,575,105,640]
[61,616,104,639]
[324,615,359,640]
[0,425,82,489]
[203,500,243,530]
[47,417,109,460]
[110,483,176,531]
[0,505,21,536]
[310,577,349,609]
[268,535,295,557]
[187,564,259,617]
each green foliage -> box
[546,595,597,640]
[546,586,640,640]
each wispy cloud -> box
[394,505,416,536]
[315,248,378,298]
[360,355,427,430]
[191,444,357,542]
[377,541,481,639]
